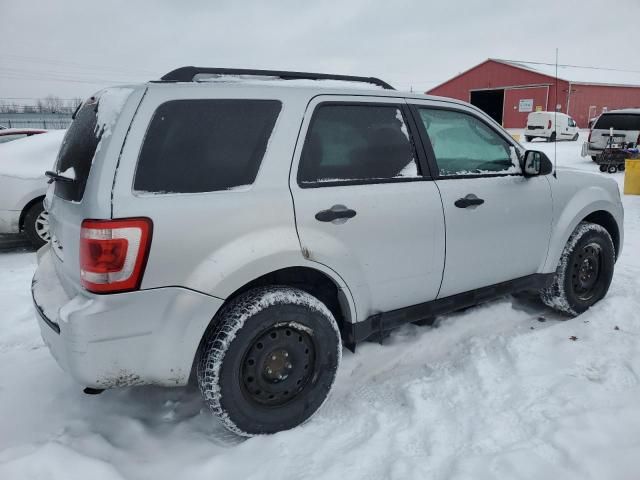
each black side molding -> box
[158,67,395,90]
[341,273,554,350]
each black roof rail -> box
[159,67,395,90]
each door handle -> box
[315,205,357,223]
[454,194,485,209]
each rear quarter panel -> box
[111,85,352,306]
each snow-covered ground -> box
[2,132,640,480]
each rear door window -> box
[134,99,282,193]
[594,114,640,130]
[297,104,420,185]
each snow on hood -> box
[0,130,66,179]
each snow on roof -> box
[494,59,640,87]
[195,75,385,90]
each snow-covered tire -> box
[23,200,49,249]
[197,286,342,436]
[540,222,615,316]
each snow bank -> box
[0,130,66,179]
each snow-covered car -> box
[32,68,623,437]
[0,130,65,247]
[0,128,47,144]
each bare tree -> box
[42,95,64,113]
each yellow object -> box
[624,159,640,195]
[511,133,521,142]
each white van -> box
[525,111,579,142]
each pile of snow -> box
[0,130,66,179]
[1,133,640,479]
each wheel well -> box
[190,267,350,382]
[19,196,45,231]
[227,267,349,337]
[583,210,620,259]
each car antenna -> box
[553,48,558,178]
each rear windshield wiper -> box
[45,171,75,183]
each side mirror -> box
[523,150,553,177]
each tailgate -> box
[46,87,144,296]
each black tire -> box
[198,286,342,436]
[591,156,598,163]
[548,132,556,142]
[23,200,49,249]
[618,163,625,172]
[571,133,579,141]
[540,222,615,316]
[608,164,618,174]
[525,136,533,142]
[599,164,607,173]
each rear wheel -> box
[23,200,49,249]
[525,136,533,142]
[571,133,579,141]
[540,222,615,316]
[608,165,618,174]
[547,132,556,142]
[599,164,607,173]
[591,155,598,162]
[198,287,341,436]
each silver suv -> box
[33,68,624,436]
[582,109,640,161]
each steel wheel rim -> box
[241,325,316,407]
[35,210,50,242]
[571,242,602,301]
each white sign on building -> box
[518,99,534,112]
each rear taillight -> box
[547,119,552,129]
[80,218,152,293]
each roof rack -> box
[159,67,395,90]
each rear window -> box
[54,98,101,201]
[594,114,640,131]
[134,99,282,194]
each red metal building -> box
[427,59,640,128]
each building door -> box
[470,89,504,125]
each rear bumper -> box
[0,209,20,234]
[32,247,224,389]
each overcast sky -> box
[1,0,639,103]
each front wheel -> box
[198,287,341,436]
[525,136,533,142]
[540,222,615,316]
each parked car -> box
[525,111,579,142]
[33,68,623,437]
[0,128,47,144]
[0,130,65,247]
[582,109,640,161]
